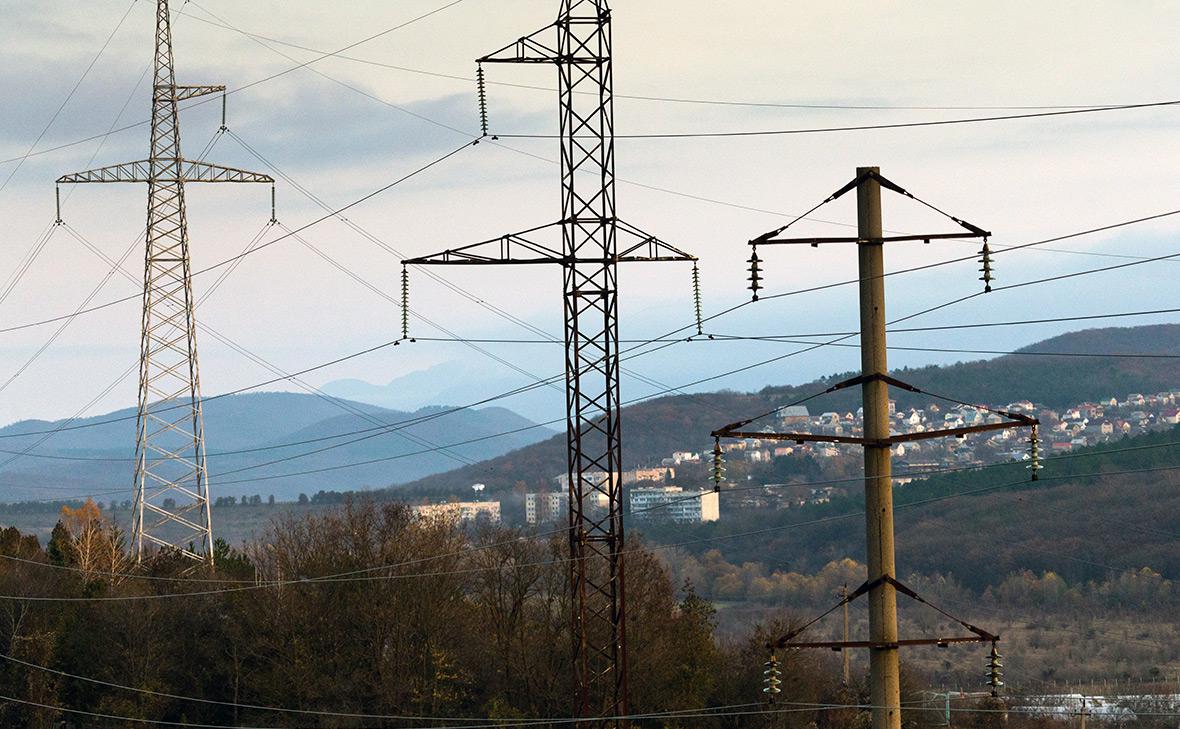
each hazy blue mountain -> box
[0,392,556,503]
[322,360,564,423]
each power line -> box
[0,0,139,192]
[0,0,471,169]
[173,10,1130,113]
[6,434,1180,600]
[0,655,766,725]
[497,100,1180,139]
[7,453,1180,602]
[2,206,1176,487]
[5,296,1175,450]
[0,139,476,337]
[4,216,1177,480]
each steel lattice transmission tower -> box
[404,1,695,721]
[56,0,273,563]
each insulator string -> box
[692,263,703,336]
[979,237,994,293]
[476,63,489,137]
[712,437,724,489]
[1027,424,1042,480]
[401,265,410,342]
[748,248,762,302]
[987,640,1004,696]
[762,652,782,703]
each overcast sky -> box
[1,0,1179,425]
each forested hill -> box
[404,323,1180,493]
[638,425,1180,592]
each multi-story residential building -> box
[525,491,569,525]
[629,486,720,523]
[413,501,501,525]
[622,467,674,484]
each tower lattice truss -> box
[404,1,695,722]
[57,0,273,562]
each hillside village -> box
[420,389,1180,529]
[688,389,1180,510]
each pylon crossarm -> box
[615,220,697,262]
[711,371,1037,439]
[714,420,1036,447]
[57,160,153,184]
[885,574,998,642]
[405,221,697,266]
[768,574,998,651]
[759,232,988,247]
[168,84,224,102]
[404,222,566,265]
[750,169,991,245]
[179,160,273,184]
[57,159,272,184]
[478,22,566,65]
[787,636,992,650]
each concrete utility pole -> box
[714,165,1036,714]
[857,167,902,729]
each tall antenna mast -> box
[404,1,696,722]
[56,0,274,563]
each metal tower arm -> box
[404,219,695,266]
[478,23,563,65]
[57,160,273,184]
[479,1,612,66]
[168,84,225,101]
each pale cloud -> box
[1,0,1178,425]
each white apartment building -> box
[525,491,569,525]
[413,501,501,525]
[629,486,720,524]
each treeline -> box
[0,499,868,729]
[2,501,1179,726]
[671,550,1178,618]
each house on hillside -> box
[778,405,810,425]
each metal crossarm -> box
[751,169,992,247]
[54,0,273,565]
[169,84,224,102]
[57,159,273,185]
[404,220,695,266]
[768,574,999,652]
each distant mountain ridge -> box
[403,323,1180,493]
[0,392,556,503]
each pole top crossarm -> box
[751,169,991,247]
[767,574,999,652]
